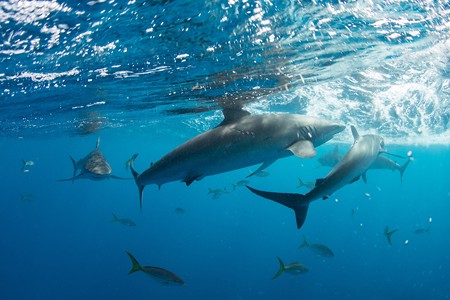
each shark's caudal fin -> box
[399,153,413,182]
[246,186,310,229]
[129,153,145,212]
[125,251,141,274]
[272,257,285,280]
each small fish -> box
[174,207,186,214]
[126,251,184,286]
[272,257,308,279]
[22,160,34,171]
[112,213,136,227]
[208,187,228,199]
[232,180,250,191]
[21,194,35,201]
[125,153,139,171]
[298,235,334,257]
[384,226,398,245]
[296,178,315,190]
[414,227,431,235]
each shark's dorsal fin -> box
[96,137,101,149]
[216,107,250,127]
[351,126,359,141]
[288,140,316,158]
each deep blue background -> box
[1,129,449,300]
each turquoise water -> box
[1,0,450,299]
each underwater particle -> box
[407,150,413,157]
[404,240,409,246]
[429,217,432,223]
[334,198,339,203]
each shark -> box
[318,145,412,182]
[130,108,345,210]
[59,137,127,182]
[246,125,386,229]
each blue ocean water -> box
[1,0,450,299]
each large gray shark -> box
[247,125,385,229]
[318,145,412,182]
[59,137,127,182]
[369,155,412,182]
[130,108,345,210]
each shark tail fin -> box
[129,154,145,212]
[272,257,285,280]
[125,251,141,274]
[246,186,310,229]
[299,234,308,249]
[399,154,413,183]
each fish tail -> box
[126,251,141,274]
[299,234,308,248]
[399,155,413,183]
[112,213,119,222]
[129,154,145,212]
[272,257,285,279]
[21,160,26,170]
[70,156,77,178]
[297,178,305,188]
[246,186,311,229]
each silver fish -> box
[126,251,184,286]
[272,257,308,279]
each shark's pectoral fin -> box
[350,176,360,184]
[110,175,133,180]
[247,160,276,178]
[183,175,202,186]
[287,140,317,158]
[57,173,85,182]
[362,172,368,184]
